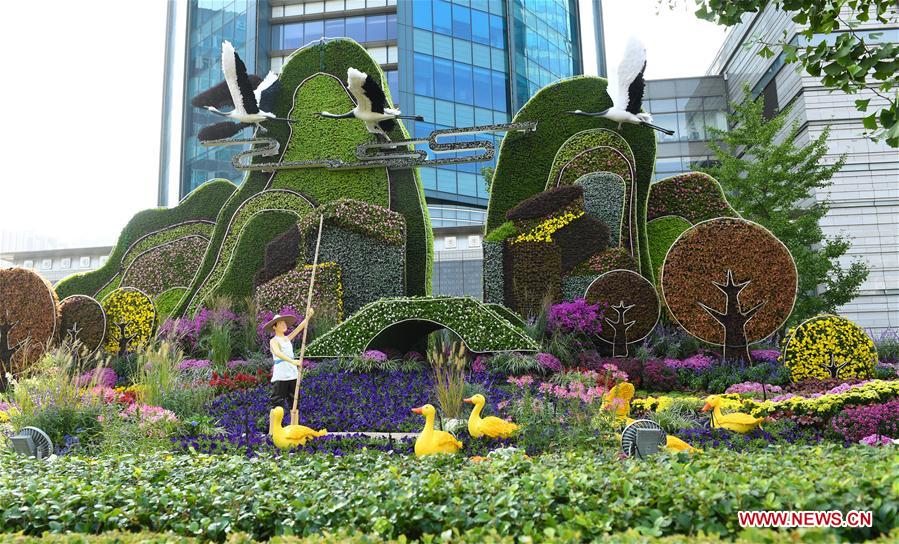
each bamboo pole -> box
[291,214,324,426]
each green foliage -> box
[333,356,423,373]
[691,0,899,147]
[647,215,692,286]
[482,241,505,304]
[132,341,182,406]
[546,129,636,187]
[577,172,626,245]
[55,180,234,299]
[700,87,869,325]
[483,303,526,329]
[306,297,539,357]
[484,221,517,242]
[485,77,657,276]
[155,288,188,319]
[268,74,390,206]
[307,225,404,315]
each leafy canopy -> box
[700,86,868,325]
[671,0,899,147]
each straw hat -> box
[262,313,297,334]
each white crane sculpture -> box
[318,68,423,141]
[199,41,287,140]
[568,37,674,136]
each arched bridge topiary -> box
[306,297,539,357]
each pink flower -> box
[508,375,534,387]
[859,434,894,447]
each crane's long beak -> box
[411,407,423,414]
[463,397,474,404]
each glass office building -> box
[165,0,600,217]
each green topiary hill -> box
[485,76,657,276]
[173,39,432,316]
[54,179,236,301]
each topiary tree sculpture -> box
[101,288,157,356]
[585,269,660,357]
[0,268,59,390]
[58,295,106,357]
[781,314,877,382]
[661,218,797,364]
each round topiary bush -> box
[58,295,106,356]
[101,288,157,356]
[661,218,797,363]
[585,269,660,357]
[781,314,877,382]
[0,268,59,388]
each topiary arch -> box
[305,297,539,357]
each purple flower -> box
[178,359,212,371]
[361,350,388,362]
[547,299,605,336]
[751,349,781,361]
[664,353,717,372]
[535,352,562,373]
[77,367,117,389]
[472,355,489,373]
[859,434,895,446]
[725,382,783,396]
[831,399,899,443]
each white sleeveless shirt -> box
[271,336,298,382]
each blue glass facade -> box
[180,0,269,196]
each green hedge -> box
[306,296,539,356]
[485,77,656,276]
[546,129,636,187]
[647,215,692,287]
[55,179,235,300]
[175,39,431,315]
[482,241,505,304]
[1,447,895,541]
[5,529,895,544]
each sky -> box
[0,0,726,252]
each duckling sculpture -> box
[269,406,328,450]
[412,404,463,456]
[701,395,765,434]
[463,394,519,439]
[605,381,701,453]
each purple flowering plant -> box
[547,299,605,337]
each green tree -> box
[664,0,899,147]
[481,166,495,194]
[700,86,869,325]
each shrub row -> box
[306,297,539,356]
[647,172,738,223]
[545,128,636,187]
[0,447,895,541]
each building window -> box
[762,79,779,120]
[41,259,52,270]
[23,260,33,269]
[80,256,91,268]
[444,236,457,249]
[61,258,71,269]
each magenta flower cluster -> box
[535,352,562,373]
[831,399,899,443]
[725,382,783,396]
[361,350,388,362]
[178,359,212,371]
[471,355,488,373]
[750,349,781,361]
[859,434,894,446]
[77,367,117,389]
[547,299,605,336]
[664,353,717,372]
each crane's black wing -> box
[233,51,260,114]
[191,75,262,108]
[625,61,646,115]
[258,79,281,113]
[198,121,249,141]
[378,119,397,133]
[361,73,390,114]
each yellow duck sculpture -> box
[463,394,519,439]
[603,382,701,454]
[412,404,463,456]
[701,395,765,434]
[269,406,328,450]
